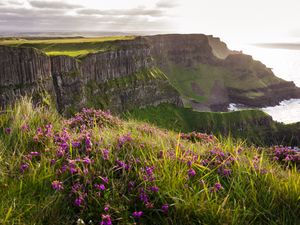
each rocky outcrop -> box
[0,46,54,108]
[145,34,216,68]
[207,35,240,59]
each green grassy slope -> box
[0,99,299,224]
[124,103,300,146]
[164,63,283,106]
[0,36,135,57]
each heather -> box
[0,99,300,225]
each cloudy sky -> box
[1,0,300,46]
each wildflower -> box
[102,149,109,160]
[139,188,148,203]
[30,151,40,156]
[213,183,223,192]
[20,163,29,173]
[100,214,112,225]
[51,180,64,191]
[74,196,85,207]
[117,133,133,149]
[85,136,93,149]
[21,124,29,132]
[100,176,109,184]
[188,168,196,177]
[128,181,135,191]
[83,157,92,165]
[50,159,56,166]
[95,184,106,191]
[132,211,143,218]
[150,186,159,193]
[161,204,169,214]
[104,205,109,212]
[72,141,81,148]
[5,127,11,135]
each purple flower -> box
[30,151,40,156]
[128,181,135,191]
[74,196,84,207]
[95,184,106,191]
[20,163,29,173]
[102,149,109,160]
[139,189,149,203]
[150,186,159,193]
[50,159,56,166]
[72,141,81,148]
[21,124,29,132]
[117,133,133,149]
[83,157,92,165]
[5,127,11,135]
[188,168,196,177]
[101,176,109,184]
[51,180,64,191]
[104,205,109,212]
[100,214,112,225]
[214,183,223,192]
[162,204,169,214]
[132,211,143,218]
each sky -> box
[1,0,300,47]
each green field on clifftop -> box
[0,36,135,57]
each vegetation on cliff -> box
[125,103,300,146]
[0,99,299,224]
[0,36,135,57]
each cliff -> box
[0,46,54,108]
[0,40,182,115]
[0,34,300,115]
[145,34,300,110]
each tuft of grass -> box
[0,99,299,224]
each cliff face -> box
[146,34,216,68]
[1,34,300,114]
[0,42,182,114]
[0,46,54,108]
[146,34,300,110]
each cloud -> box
[156,0,179,8]
[0,0,176,33]
[7,0,25,5]
[77,8,165,17]
[29,0,83,9]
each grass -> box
[163,63,283,105]
[0,36,135,57]
[0,98,299,224]
[124,103,300,146]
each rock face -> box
[0,46,54,108]
[146,34,300,110]
[1,34,300,114]
[146,34,216,68]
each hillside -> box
[0,99,299,224]
[125,103,300,146]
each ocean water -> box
[229,44,300,124]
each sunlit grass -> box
[0,98,299,224]
[0,36,136,57]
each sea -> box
[228,43,300,124]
